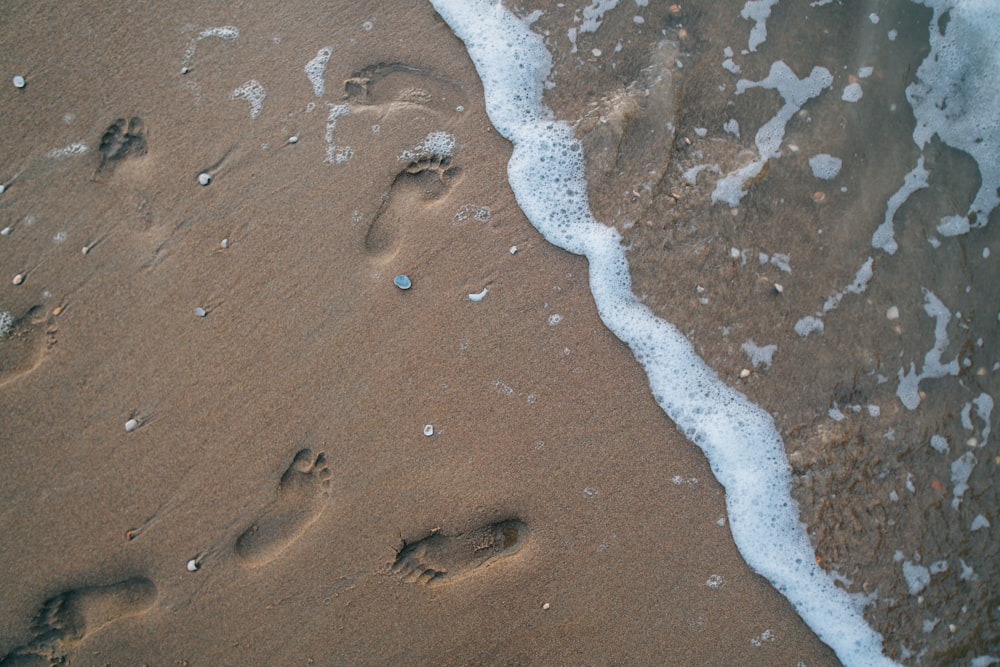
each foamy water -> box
[429,0,999,665]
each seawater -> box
[430,0,999,665]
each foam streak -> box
[428,1,897,665]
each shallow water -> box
[459,0,998,663]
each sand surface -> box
[0,1,842,665]
[3,0,998,665]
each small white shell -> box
[125,418,139,432]
[197,172,212,186]
[739,368,751,378]
[12,75,25,89]
[468,288,488,302]
[423,424,434,437]
[186,558,200,572]
[12,274,23,285]
[509,245,518,255]
[288,135,299,144]
[194,307,207,317]
[542,602,550,610]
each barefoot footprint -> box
[0,577,157,666]
[234,449,331,566]
[97,116,147,174]
[363,155,462,261]
[392,519,528,586]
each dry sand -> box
[8,0,988,665]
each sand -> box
[3,0,997,665]
[0,1,845,664]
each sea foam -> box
[428,1,896,665]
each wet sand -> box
[2,0,996,665]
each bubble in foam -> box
[842,82,863,102]
[399,132,456,161]
[0,310,14,337]
[305,47,333,98]
[808,153,842,180]
[230,80,266,119]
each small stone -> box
[393,274,412,290]
[186,558,200,572]
[12,274,23,285]
[197,172,211,186]
[288,135,299,144]
[125,418,139,432]
[542,602,550,611]
[886,306,899,320]
[739,368,751,378]
[194,307,207,317]
[12,75,25,88]
[220,238,229,249]
[510,245,518,255]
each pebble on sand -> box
[393,275,412,290]
[197,172,212,186]
[187,558,201,572]
[194,307,207,317]
[423,424,434,437]
[125,418,139,432]
[12,75,25,88]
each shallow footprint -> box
[392,519,528,586]
[363,155,462,261]
[0,577,157,666]
[234,449,331,566]
[0,305,57,387]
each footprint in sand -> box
[0,305,57,387]
[392,519,528,586]
[96,116,147,175]
[0,577,157,666]
[234,449,332,566]
[363,155,462,262]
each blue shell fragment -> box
[393,274,412,290]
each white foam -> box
[580,0,620,33]
[902,560,930,594]
[823,257,873,312]
[809,153,842,180]
[713,61,832,205]
[305,47,333,98]
[896,289,959,410]
[428,2,896,664]
[46,142,88,158]
[973,393,993,442]
[882,1,1000,242]
[0,309,14,337]
[230,80,266,119]
[872,158,929,255]
[740,0,781,52]
[842,82,863,102]
[199,26,239,41]
[950,451,977,510]
[742,340,777,368]
[399,132,456,161]
[970,514,990,531]
[794,315,824,337]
